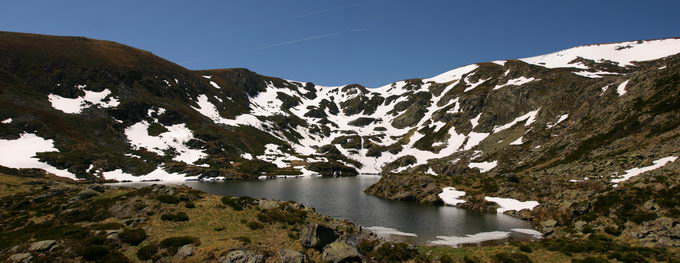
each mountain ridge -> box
[2,30,680,251]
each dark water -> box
[123,176,538,246]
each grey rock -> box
[8,253,32,263]
[300,223,338,249]
[176,244,194,258]
[279,249,306,263]
[29,240,57,252]
[258,199,279,210]
[321,241,361,263]
[219,249,265,263]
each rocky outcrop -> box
[364,173,443,204]
[300,223,338,249]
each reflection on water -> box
[122,176,537,246]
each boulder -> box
[176,244,194,258]
[279,249,306,263]
[29,240,58,252]
[219,249,265,263]
[8,253,32,263]
[321,241,361,263]
[300,223,338,249]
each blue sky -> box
[2,0,679,87]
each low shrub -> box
[160,236,198,254]
[119,228,147,246]
[256,204,307,225]
[136,244,158,260]
[184,202,195,208]
[82,245,109,261]
[161,212,189,222]
[439,254,455,263]
[235,236,251,244]
[573,256,610,263]
[492,252,532,263]
[157,194,180,204]
[372,242,417,262]
[357,239,378,254]
[246,221,264,230]
[221,196,258,211]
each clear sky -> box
[2,0,679,87]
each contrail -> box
[205,0,380,38]
[253,32,341,50]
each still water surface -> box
[128,176,537,246]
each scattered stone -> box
[8,253,32,263]
[279,249,306,263]
[28,240,57,252]
[321,241,361,263]
[219,249,265,263]
[176,244,194,258]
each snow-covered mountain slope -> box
[1,32,679,184]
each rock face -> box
[321,241,361,263]
[219,249,265,263]
[300,223,338,249]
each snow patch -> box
[430,231,511,246]
[469,161,497,173]
[48,85,119,114]
[509,137,524,145]
[611,156,677,183]
[510,228,543,238]
[210,81,221,89]
[124,121,206,164]
[439,187,466,206]
[1,118,11,124]
[493,77,538,90]
[521,38,680,69]
[616,80,629,96]
[493,109,540,133]
[484,197,539,213]
[0,133,76,179]
[102,167,197,182]
[364,226,417,237]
